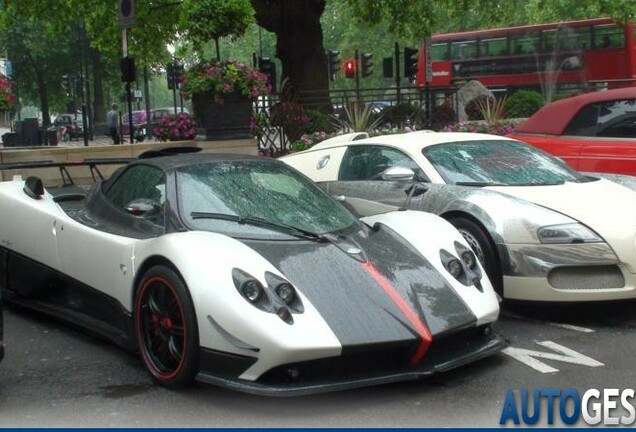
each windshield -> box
[423,139,586,186]
[177,161,358,239]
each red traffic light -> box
[344,59,356,78]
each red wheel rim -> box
[136,276,187,381]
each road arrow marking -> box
[503,341,604,373]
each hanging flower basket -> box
[0,74,16,128]
[181,59,271,140]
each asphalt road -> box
[1,300,635,427]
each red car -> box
[510,87,636,175]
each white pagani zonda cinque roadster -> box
[0,152,503,394]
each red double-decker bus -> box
[417,18,636,91]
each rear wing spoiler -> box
[0,158,134,186]
[0,146,202,186]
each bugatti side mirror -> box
[125,198,161,217]
[381,167,415,181]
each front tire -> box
[135,265,199,389]
[449,217,503,296]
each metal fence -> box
[254,85,460,114]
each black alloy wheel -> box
[135,265,199,389]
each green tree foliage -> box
[3,0,636,124]
[180,0,254,60]
[505,90,544,118]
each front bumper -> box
[195,327,506,396]
[501,243,636,301]
[502,242,620,278]
[503,272,636,302]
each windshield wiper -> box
[455,181,506,187]
[190,212,326,241]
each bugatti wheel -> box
[135,265,198,388]
[449,217,503,296]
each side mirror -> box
[125,198,161,217]
[23,176,45,200]
[381,166,415,181]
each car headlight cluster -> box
[537,223,602,244]
[440,241,483,291]
[232,269,304,324]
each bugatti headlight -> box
[276,283,296,304]
[461,250,477,270]
[538,223,602,244]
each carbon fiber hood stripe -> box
[243,225,477,353]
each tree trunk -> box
[26,52,50,127]
[91,49,105,124]
[251,0,331,111]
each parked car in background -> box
[122,108,190,142]
[509,87,636,175]
[282,131,636,302]
[53,113,84,142]
[150,107,189,124]
[121,110,147,142]
[0,151,503,393]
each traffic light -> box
[166,63,175,89]
[327,50,340,81]
[61,75,71,94]
[361,53,373,78]
[174,63,184,87]
[344,59,356,79]
[167,62,184,90]
[404,46,419,79]
[74,76,83,97]
[382,57,393,78]
[258,57,277,93]
[121,56,136,83]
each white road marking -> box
[503,341,604,373]
[546,322,595,333]
[503,312,595,333]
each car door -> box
[55,164,166,308]
[337,144,428,182]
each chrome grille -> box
[548,265,625,290]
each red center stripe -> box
[362,262,433,366]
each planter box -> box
[192,91,252,140]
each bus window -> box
[479,37,507,57]
[544,26,590,52]
[575,27,591,51]
[511,33,540,55]
[431,43,450,61]
[543,29,557,52]
[593,24,624,48]
[451,40,477,59]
